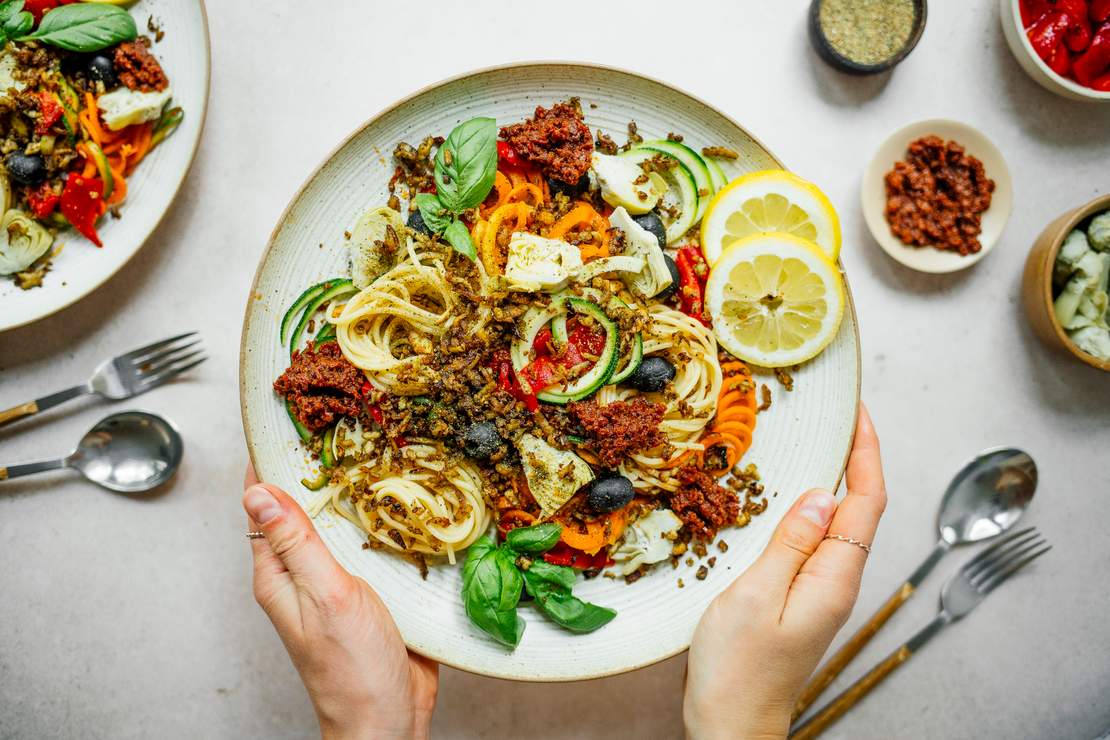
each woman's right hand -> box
[684,404,887,740]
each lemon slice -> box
[700,170,841,265]
[705,233,845,367]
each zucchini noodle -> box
[320,438,490,565]
[597,305,723,492]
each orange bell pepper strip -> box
[559,508,628,555]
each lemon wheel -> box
[700,170,841,265]
[705,233,845,368]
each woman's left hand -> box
[243,466,439,740]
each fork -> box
[790,527,1051,739]
[0,332,206,428]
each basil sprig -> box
[415,117,497,261]
[461,522,617,649]
[0,1,34,48]
[15,3,136,52]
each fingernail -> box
[798,489,836,527]
[244,485,282,524]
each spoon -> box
[792,447,1037,721]
[0,411,183,493]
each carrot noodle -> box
[480,172,513,217]
[74,91,167,214]
[700,361,756,476]
[548,201,610,261]
[478,201,533,276]
[506,182,543,207]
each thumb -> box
[243,483,348,594]
[745,488,838,604]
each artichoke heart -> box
[0,209,54,276]
[349,206,407,289]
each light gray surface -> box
[1,0,1107,738]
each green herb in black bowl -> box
[809,0,927,75]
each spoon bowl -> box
[937,447,1036,546]
[70,411,183,492]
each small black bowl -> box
[808,0,928,75]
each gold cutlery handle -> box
[792,581,914,720]
[790,644,912,740]
[0,400,39,426]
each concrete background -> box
[2,0,1108,738]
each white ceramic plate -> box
[241,63,861,681]
[862,119,1013,274]
[0,0,210,332]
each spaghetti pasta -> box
[325,440,490,565]
[598,305,723,492]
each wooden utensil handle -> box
[792,581,914,720]
[790,644,912,740]
[0,401,39,427]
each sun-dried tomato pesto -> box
[274,342,364,431]
[884,135,995,256]
[499,101,593,185]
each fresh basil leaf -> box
[494,546,524,612]
[21,3,136,52]
[522,560,576,593]
[434,117,497,212]
[461,540,525,648]
[532,587,616,634]
[462,534,496,585]
[442,217,476,261]
[506,523,563,554]
[4,10,30,37]
[413,192,451,234]
[0,0,22,24]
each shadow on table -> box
[849,203,975,296]
[991,16,1110,144]
[0,466,180,502]
[800,14,892,106]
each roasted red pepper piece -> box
[26,181,60,219]
[497,140,523,169]
[1091,69,1110,88]
[542,541,610,570]
[1074,22,1110,84]
[60,172,104,247]
[675,246,709,325]
[1027,10,1072,64]
[1050,41,1074,75]
[35,91,63,135]
[1021,0,1053,26]
[1057,0,1093,51]
[1093,0,1110,23]
[491,349,540,411]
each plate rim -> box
[0,0,213,333]
[239,60,862,681]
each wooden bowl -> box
[1021,194,1110,372]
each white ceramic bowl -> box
[240,63,861,681]
[862,119,1013,274]
[0,0,211,332]
[1000,0,1110,103]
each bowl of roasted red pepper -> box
[1001,0,1110,100]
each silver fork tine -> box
[978,544,1052,595]
[136,343,203,376]
[139,356,208,390]
[119,332,198,364]
[969,536,1047,588]
[963,528,1040,582]
[960,526,1036,580]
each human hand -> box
[684,404,886,740]
[243,466,438,740]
